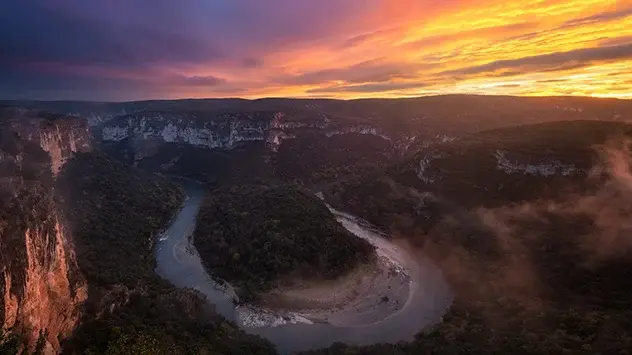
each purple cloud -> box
[0,0,379,100]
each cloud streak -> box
[0,0,631,100]
[441,43,632,77]
[307,82,427,94]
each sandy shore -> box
[256,206,417,328]
[158,188,452,353]
[258,255,411,327]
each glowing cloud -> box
[1,0,631,100]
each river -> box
[155,183,452,354]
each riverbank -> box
[259,255,411,326]
[155,184,452,354]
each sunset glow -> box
[1,0,631,100]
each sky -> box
[1,0,631,101]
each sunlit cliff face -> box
[1,0,631,100]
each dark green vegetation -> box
[83,95,632,188]
[105,133,393,187]
[73,285,275,355]
[105,141,273,185]
[8,95,632,134]
[56,152,184,287]
[56,152,275,355]
[328,121,632,235]
[194,184,375,301]
[309,120,632,354]
[0,328,45,355]
[274,133,392,184]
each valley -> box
[9,95,632,185]
[155,183,450,353]
[192,184,375,302]
[1,95,632,354]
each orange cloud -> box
[253,0,632,98]
[5,0,632,101]
[176,0,632,99]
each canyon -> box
[0,108,92,353]
[1,96,632,354]
[9,96,632,172]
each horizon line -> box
[1,93,631,104]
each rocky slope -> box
[325,120,632,234]
[5,95,631,186]
[0,98,629,353]
[0,109,92,353]
[101,111,274,150]
[1,108,92,174]
[95,109,399,184]
[310,120,632,354]
[88,95,632,157]
[394,120,630,207]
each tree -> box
[0,328,46,355]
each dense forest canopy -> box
[56,152,275,355]
[56,152,185,287]
[194,184,375,301]
[327,121,632,236]
[308,121,632,354]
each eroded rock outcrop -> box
[101,111,270,149]
[0,109,91,353]
[1,108,91,174]
[100,110,395,155]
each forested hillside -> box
[327,121,632,236]
[308,121,632,354]
[36,95,631,188]
[5,101,632,354]
[56,152,275,355]
[56,152,184,287]
[194,184,375,301]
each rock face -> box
[1,212,87,353]
[7,96,631,185]
[14,95,632,178]
[0,109,91,353]
[494,149,585,177]
[99,110,395,152]
[97,110,402,179]
[1,108,92,174]
[101,111,271,150]
[324,125,391,141]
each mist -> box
[382,139,632,340]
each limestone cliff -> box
[2,108,92,174]
[0,109,91,353]
[101,111,270,149]
[99,110,398,160]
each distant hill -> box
[312,120,632,354]
[4,95,631,131]
[4,95,631,186]
[328,120,632,235]
[4,99,632,354]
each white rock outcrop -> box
[101,112,269,150]
[494,150,584,177]
[325,126,392,141]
